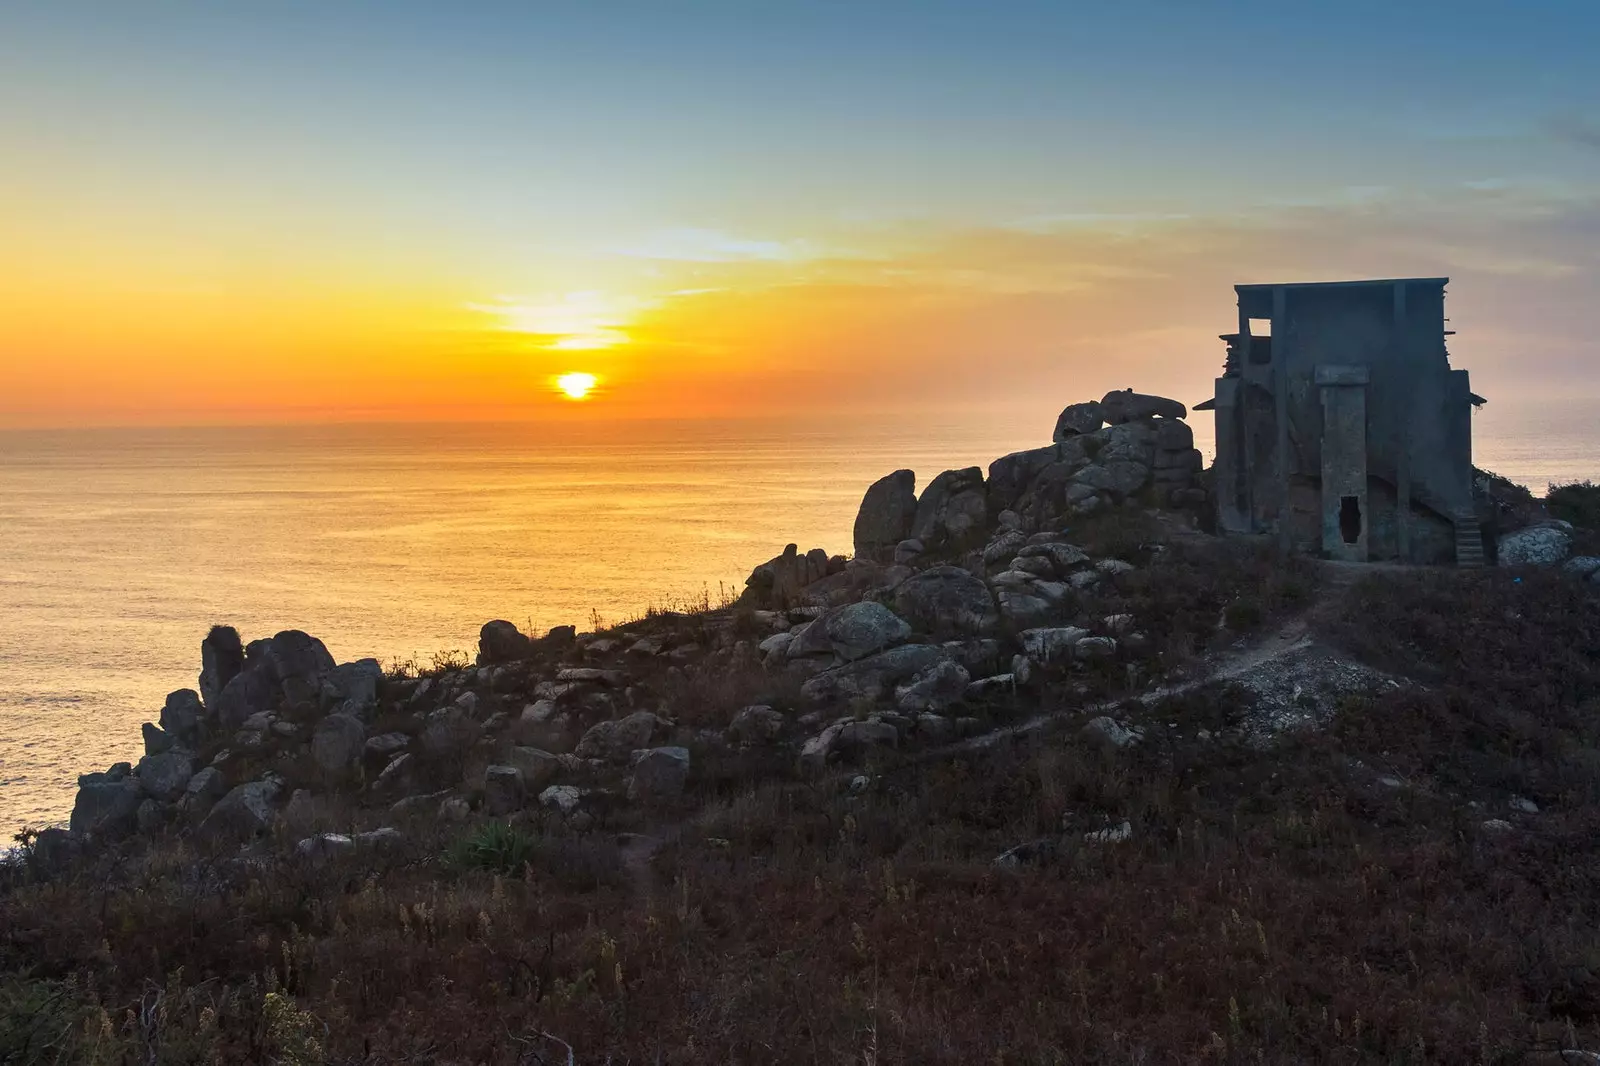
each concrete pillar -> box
[1317,366,1370,562]
[1393,282,1411,561]
[1272,287,1290,552]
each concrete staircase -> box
[1453,510,1486,568]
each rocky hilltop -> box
[53,389,1212,852]
[8,392,1600,1063]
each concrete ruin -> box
[1197,278,1485,565]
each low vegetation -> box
[5,531,1599,1061]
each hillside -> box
[5,399,1600,1064]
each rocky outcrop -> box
[479,620,531,665]
[159,689,204,747]
[199,625,244,711]
[70,765,142,839]
[1099,389,1186,424]
[910,468,987,548]
[259,630,337,704]
[892,566,999,638]
[1053,401,1104,439]
[853,469,917,563]
[742,543,846,608]
[988,404,1204,526]
[135,750,195,802]
[47,380,1216,859]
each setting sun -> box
[556,372,599,400]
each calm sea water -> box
[1,400,1592,832]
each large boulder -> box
[629,747,691,801]
[986,439,1094,527]
[911,468,987,547]
[1499,523,1573,567]
[135,750,196,802]
[213,667,276,735]
[159,689,204,746]
[420,704,483,761]
[142,722,175,756]
[479,620,531,665]
[1053,401,1104,439]
[197,777,282,841]
[259,631,336,703]
[786,601,911,663]
[321,659,383,715]
[181,766,228,819]
[800,717,900,771]
[1100,389,1187,424]
[69,768,143,838]
[311,713,366,774]
[482,765,524,815]
[893,566,1000,638]
[853,469,917,563]
[575,711,669,761]
[506,746,563,791]
[728,704,786,745]
[1072,460,1151,501]
[895,659,971,713]
[198,626,244,711]
[800,644,949,703]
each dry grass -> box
[5,548,1600,1062]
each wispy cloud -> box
[609,227,815,263]
[1548,114,1600,152]
[465,291,652,349]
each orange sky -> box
[3,5,1598,428]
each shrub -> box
[1549,480,1600,531]
[446,820,536,874]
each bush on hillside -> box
[1548,480,1600,531]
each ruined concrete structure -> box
[1198,278,1485,565]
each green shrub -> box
[0,975,120,1065]
[1548,480,1600,531]
[446,821,536,874]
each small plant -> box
[445,821,536,874]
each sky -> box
[2,0,1598,427]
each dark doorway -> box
[1339,495,1362,544]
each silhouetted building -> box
[1196,278,1485,564]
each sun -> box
[556,372,598,400]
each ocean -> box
[1,399,1593,832]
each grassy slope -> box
[4,537,1600,1062]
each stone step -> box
[1452,511,1485,568]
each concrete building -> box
[1197,278,1485,565]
